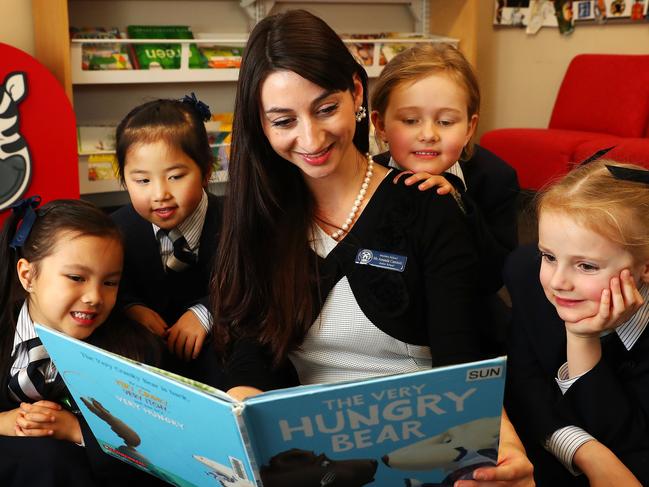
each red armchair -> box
[480,54,649,190]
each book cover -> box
[37,325,506,487]
[70,27,133,71]
[87,154,118,181]
[199,45,243,69]
[126,25,205,70]
[77,125,116,154]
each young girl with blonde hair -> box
[505,159,649,486]
[371,43,519,355]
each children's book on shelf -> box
[87,154,118,182]
[37,324,506,487]
[70,27,133,70]
[77,125,117,154]
[198,45,243,69]
[127,25,205,70]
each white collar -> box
[11,301,39,357]
[614,284,649,350]
[152,190,208,250]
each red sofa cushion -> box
[549,54,649,138]
[573,137,649,170]
[480,128,607,190]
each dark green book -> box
[127,25,206,69]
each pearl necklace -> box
[330,154,374,240]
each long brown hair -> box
[211,10,370,365]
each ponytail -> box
[0,208,30,384]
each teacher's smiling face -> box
[259,69,363,182]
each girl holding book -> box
[210,9,533,486]
[0,197,164,486]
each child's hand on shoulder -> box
[126,304,168,336]
[565,269,643,338]
[16,400,82,444]
[166,310,207,361]
[393,171,455,195]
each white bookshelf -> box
[70,34,457,84]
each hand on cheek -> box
[566,269,643,338]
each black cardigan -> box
[224,173,482,391]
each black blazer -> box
[504,245,649,485]
[111,192,222,325]
[374,145,519,294]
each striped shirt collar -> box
[152,190,208,251]
[614,283,649,350]
[11,301,38,357]
[388,156,466,188]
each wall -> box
[0,0,34,55]
[475,1,649,138]
[3,0,649,139]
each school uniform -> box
[224,172,482,390]
[504,244,649,486]
[375,145,520,355]
[111,191,224,386]
[374,144,519,293]
[0,304,167,487]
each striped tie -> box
[8,337,50,402]
[158,228,197,272]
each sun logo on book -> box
[0,71,32,210]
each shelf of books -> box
[70,32,457,85]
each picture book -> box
[37,325,506,487]
[70,27,133,71]
[127,25,204,70]
[199,45,243,69]
[77,125,116,154]
[87,154,118,182]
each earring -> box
[355,106,367,122]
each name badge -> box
[355,249,407,272]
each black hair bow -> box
[578,146,615,166]
[605,165,649,185]
[180,92,212,122]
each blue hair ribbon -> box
[9,195,41,250]
[180,92,212,122]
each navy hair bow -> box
[578,146,615,166]
[180,92,212,122]
[606,165,649,185]
[9,195,41,250]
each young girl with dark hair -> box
[211,9,533,486]
[112,96,223,377]
[0,198,164,486]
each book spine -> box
[234,404,263,486]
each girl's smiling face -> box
[538,211,649,323]
[18,232,123,339]
[372,72,477,174]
